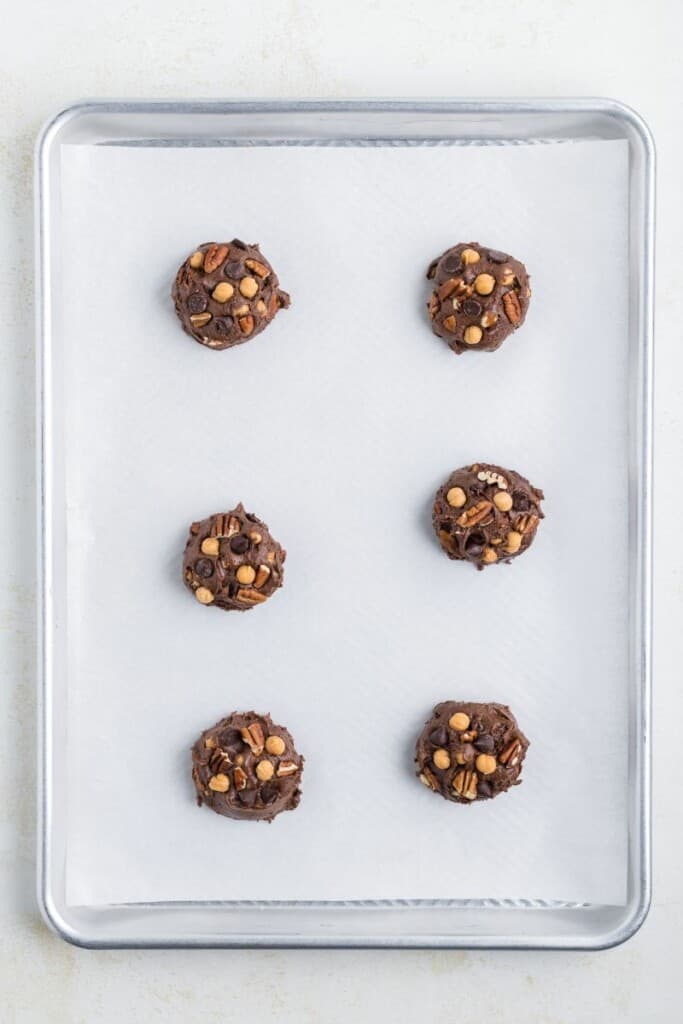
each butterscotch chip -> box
[433,463,544,570]
[415,701,529,804]
[182,504,285,612]
[425,242,530,354]
[191,711,304,821]
[449,712,470,731]
[172,239,290,351]
[446,486,467,508]
[265,735,286,756]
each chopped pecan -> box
[236,588,268,604]
[428,292,440,319]
[241,722,265,756]
[502,290,522,325]
[453,769,478,800]
[499,740,522,766]
[456,500,493,529]
[245,258,269,278]
[514,513,539,536]
[203,243,229,273]
[253,565,271,589]
[233,766,248,790]
[277,760,299,777]
[438,278,462,301]
[419,769,439,791]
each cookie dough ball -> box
[173,239,290,350]
[416,701,529,804]
[183,504,285,610]
[426,243,530,354]
[433,463,544,569]
[192,711,304,821]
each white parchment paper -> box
[59,138,629,906]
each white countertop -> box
[1,1,680,1020]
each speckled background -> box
[1,1,680,1021]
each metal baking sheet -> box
[36,100,653,948]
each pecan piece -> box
[502,290,522,325]
[499,740,522,766]
[438,278,461,301]
[245,258,269,278]
[233,766,248,790]
[514,513,539,536]
[241,722,265,756]
[428,292,440,319]
[276,760,299,777]
[453,769,478,800]
[419,769,439,791]
[239,315,255,336]
[203,243,229,273]
[456,500,493,529]
[253,564,271,589]
[236,587,268,604]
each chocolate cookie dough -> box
[416,701,529,804]
[192,711,303,821]
[172,239,290,350]
[183,504,285,610]
[426,242,531,353]
[433,463,544,569]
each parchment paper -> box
[59,137,630,905]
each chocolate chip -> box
[214,318,231,334]
[223,260,243,278]
[194,558,214,579]
[477,781,493,799]
[465,533,486,557]
[442,254,461,274]
[231,238,248,250]
[462,298,482,317]
[219,728,243,751]
[237,788,257,807]
[474,734,495,753]
[513,493,530,511]
[186,292,208,314]
[439,520,451,533]
[487,250,509,264]
[260,783,279,805]
[229,534,249,554]
[429,727,448,747]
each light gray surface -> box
[1,0,681,1019]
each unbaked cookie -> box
[426,242,530,353]
[173,239,290,350]
[415,701,529,804]
[433,463,544,569]
[191,711,303,821]
[183,504,285,610]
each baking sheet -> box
[59,138,629,906]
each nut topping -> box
[189,312,212,328]
[236,565,256,585]
[195,587,214,605]
[475,754,497,775]
[245,258,269,278]
[189,251,204,269]
[253,565,271,589]
[203,243,229,273]
[442,314,457,333]
[456,500,493,529]
[241,722,265,755]
[453,769,478,800]
[239,315,255,335]
[277,760,299,777]
[474,273,496,295]
[503,290,522,325]
[493,491,513,512]
[233,766,248,790]
[201,537,220,557]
